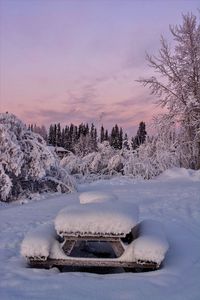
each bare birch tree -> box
[138,13,200,168]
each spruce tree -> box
[71,124,78,152]
[85,123,89,136]
[104,129,109,141]
[133,121,147,149]
[136,121,147,146]
[53,124,57,146]
[123,133,130,150]
[110,124,121,149]
[64,125,70,150]
[48,124,54,145]
[56,123,62,147]
[61,128,65,147]
[119,127,123,149]
[90,123,97,151]
[100,125,105,143]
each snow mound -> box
[21,223,56,260]
[55,202,139,236]
[121,220,169,265]
[157,167,200,182]
[79,191,117,204]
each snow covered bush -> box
[123,138,179,179]
[60,122,199,181]
[61,117,199,181]
[61,141,118,181]
[0,113,75,202]
[123,116,185,179]
[0,164,12,200]
[107,154,124,174]
[61,133,184,181]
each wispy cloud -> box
[115,93,154,107]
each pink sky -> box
[0,0,199,134]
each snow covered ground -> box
[0,169,200,300]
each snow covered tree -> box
[74,134,90,156]
[0,113,75,202]
[61,141,119,181]
[107,154,124,174]
[29,124,48,141]
[122,133,130,150]
[138,13,200,169]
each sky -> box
[0,0,199,134]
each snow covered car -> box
[21,192,169,272]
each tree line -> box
[28,121,147,156]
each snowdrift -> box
[79,191,117,204]
[157,167,200,182]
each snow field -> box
[0,170,200,300]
